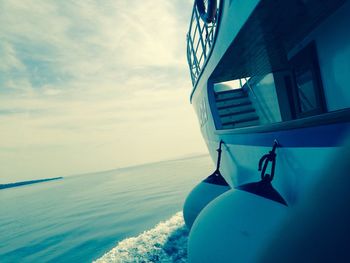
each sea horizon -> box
[0,154,213,262]
[1,153,209,186]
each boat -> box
[183,0,350,262]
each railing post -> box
[186,1,219,87]
[188,35,200,78]
[194,9,207,60]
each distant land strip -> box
[0,177,63,190]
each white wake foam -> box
[94,212,188,263]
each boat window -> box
[212,75,282,130]
[210,43,325,130]
[295,69,317,112]
[289,42,326,118]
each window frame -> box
[288,42,327,118]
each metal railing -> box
[186,2,219,86]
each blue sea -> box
[0,155,212,262]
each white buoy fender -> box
[183,177,230,229]
[184,140,230,229]
[188,189,288,263]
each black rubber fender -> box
[196,0,217,23]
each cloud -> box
[0,0,207,182]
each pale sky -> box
[0,0,208,183]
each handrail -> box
[245,77,257,98]
[187,1,219,86]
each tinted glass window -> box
[295,69,317,112]
[289,42,326,118]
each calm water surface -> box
[0,155,212,262]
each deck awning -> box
[211,0,346,82]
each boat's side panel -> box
[192,82,219,165]
[210,122,350,205]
